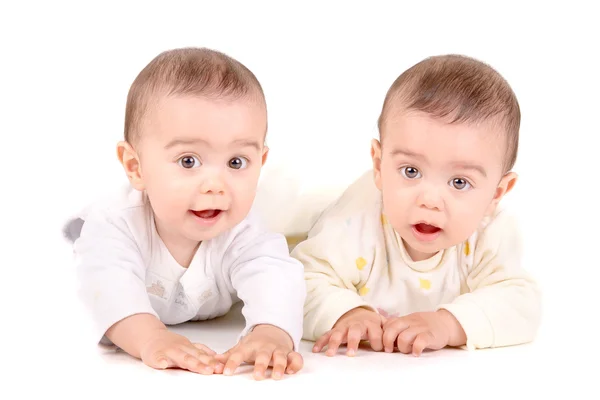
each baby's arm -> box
[74,211,158,344]
[226,228,306,348]
[291,220,378,342]
[217,225,306,379]
[438,211,542,350]
[73,211,219,374]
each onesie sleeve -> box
[290,218,377,342]
[438,211,542,350]
[71,210,158,344]
[223,221,306,350]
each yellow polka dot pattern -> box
[355,257,367,270]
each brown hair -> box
[378,54,520,172]
[124,47,265,144]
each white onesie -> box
[64,185,306,349]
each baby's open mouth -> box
[192,209,222,219]
[414,223,441,234]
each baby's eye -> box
[178,155,201,169]
[400,166,421,179]
[228,157,248,170]
[450,177,471,190]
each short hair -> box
[124,47,265,144]
[378,54,520,172]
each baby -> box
[64,47,305,380]
[291,54,541,357]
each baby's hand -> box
[382,310,466,356]
[139,329,223,374]
[215,324,303,380]
[313,307,385,356]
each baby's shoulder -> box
[460,206,522,261]
[63,184,151,244]
[308,170,383,236]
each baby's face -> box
[136,95,267,246]
[373,110,516,261]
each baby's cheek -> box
[382,192,408,222]
[149,175,192,208]
[449,203,484,242]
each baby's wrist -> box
[436,309,467,347]
[335,306,375,326]
[252,324,293,349]
[106,313,169,359]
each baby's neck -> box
[403,240,439,262]
[167,240,201,268]
[154,220,201,268]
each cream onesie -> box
[291,171,541,350]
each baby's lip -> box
[191,209,223,219]
[192,205,228,212]
[413,220,441,229]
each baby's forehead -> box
[383,111,509,162]
[138,94,267,145]
[384,108,506,137]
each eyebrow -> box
[390,148,425,159]
[164,137,262,151]
[453,163,487,178]
[390,148,487,177]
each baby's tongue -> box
[416,223,439,233]
[195,209,218,218]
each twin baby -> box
[64,47,541,380]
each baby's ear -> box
[371,139,383,190]
[117,141,145,191]
[261,145,269,166]
[487,171,518,215]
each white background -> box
[1,1,598,398]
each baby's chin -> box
[405,234,468,256]
[401,233,449,258]
[183,212,244,242]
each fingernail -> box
[159,360,168,369]
[273,372,282,379]
[312,345,319,352]
[347,349,355,357]
[224,368,232,375]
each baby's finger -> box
[345,323,366,356]
[214,347,234,364]
[270,350,288,380]
[213,361,225,374]
[147,351,171,370]
[412,331,435,356]
[313,331,333,353]
[285,352,304,375]
[165,347,213,375]
[223,346,252,376]
[397,327,421,354]
[212,349,230,374]
[180,345,217,371]
[383,316,409,332]
[193,343,216,356]
[325,328,347,357]
[252,349,273,381]
[366,322,384,352]
[382,323,404,353]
